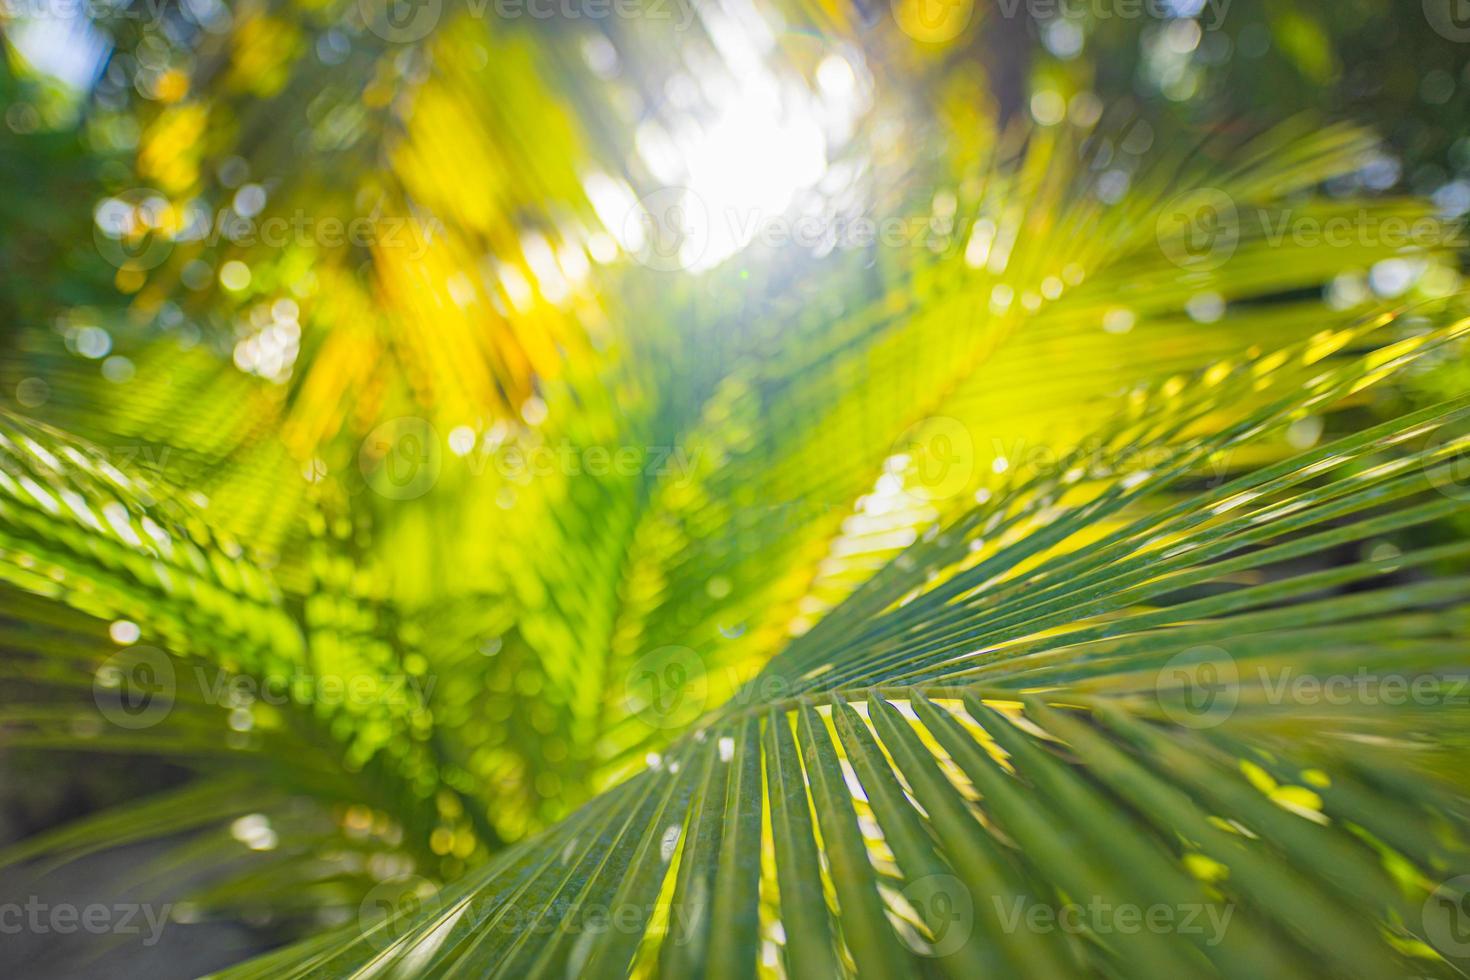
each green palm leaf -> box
[189,305,1470,978]
[4,5,1469,974]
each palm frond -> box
[206,306,1470,977]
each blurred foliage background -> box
[0,0,1469,975]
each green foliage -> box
[1,1,1469,977]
